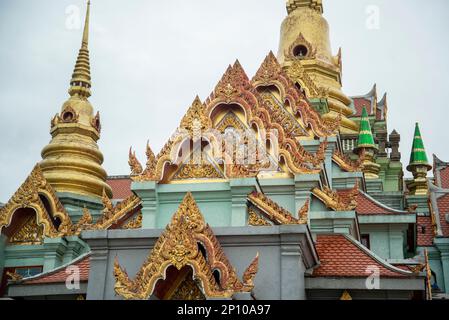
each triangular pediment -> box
[0,164,72,239]
[114,192,259,300]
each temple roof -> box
[11,253,90,285]
[356,191,413,216]
[407,123,431,171]
[107,176,133,200]
[312,234,420,278]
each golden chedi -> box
[40,1,112,199]
[278,0,358,134]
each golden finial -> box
[82,1,91,49]
[69,0,92,97]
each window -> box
[361,234,370,249]
[293,45,309,58]
[14,266,43,278]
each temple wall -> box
[82,225,317,300]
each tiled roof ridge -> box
[107,175,131,180]
[350,84,377,100]
[429,181,449,194]
[358,191,413,215]
[18,252,91,283]
[342,234,416,277]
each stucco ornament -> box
[113,192,259,300]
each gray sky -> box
[0,0,448,202]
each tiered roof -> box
[312,234,418,278]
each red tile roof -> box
[437,194,449,237]
[440,167,449,189]
[353,98,373,117]
[107,176,133,200]
[417,216,434,246]
[21,254,90,285]
[356,191,412,216]
[312,234,415,278]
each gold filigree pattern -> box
[6,271,23,282]
[129,147,143,176]
[94,194,142,230]
[332,149,364,172]
[180,96,212,138]
[175,157,224,180]
[248,208,271,226]
[285,33,317,61]
[0,164,72,239]
[247,192,303,225]
[169,273,206,300]
[312,182,359,212]
[297,199,310,224]
[9,215,44,245]
[123,212,142,230]
[113,193,259,300]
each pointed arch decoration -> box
[114,193,259,300]
[0,164,72,238]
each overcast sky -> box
[0,0,448,201]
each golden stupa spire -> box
[69,0,92,98]
[40,0,112,199]
[278,0,358,134]
[286,0,323,14]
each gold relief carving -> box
[122,212,142,230]
[297,199,310,224]
[6,271,23,282]
[248,208,271,226]
[312,182,359,212]
[94,194,142,230]
[248,192,303,225]
[9,215,44,246]
[0,164,72,239]
[169,272,206,300]
[113,193,259,300]
[135,141,158,181]
[340,290,353,301]
[180,96,212,138]
[242,253,259,288]
[59,106,79,124]
[129,147,143,176]
[91,111,101,133]
[285,33,317,61]
[332,149,364,172]
[175,156,224,180]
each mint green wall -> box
[4,237,89,273]
[359,224,408,260]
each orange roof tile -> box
[21,254,90,285]
[356,191,412,216]
[417,216,434,246]
[312,234,415,278]
[107,176,133,200]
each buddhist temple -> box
[1,0,448,300]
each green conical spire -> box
[407,123,431,171]
[355,107,376,150]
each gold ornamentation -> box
[95,194,142,230]
[9,215,44,246]
[242,253,259,288]
[169,271,206,300]
[129,147,143,176]
[113,193,259,300]
[122,212,142,229]
[340,290,352,300]
[59,106,79,124]
[175,157,224,180]
[312,182,359,212]
[6,271,23,282]
[0,164,72,238]
[332,149,364,172]
[248,208,271,226]
[297,199,310,224]
[248,192,301,225]
[180,96,212,138]
[285,33,317,61]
